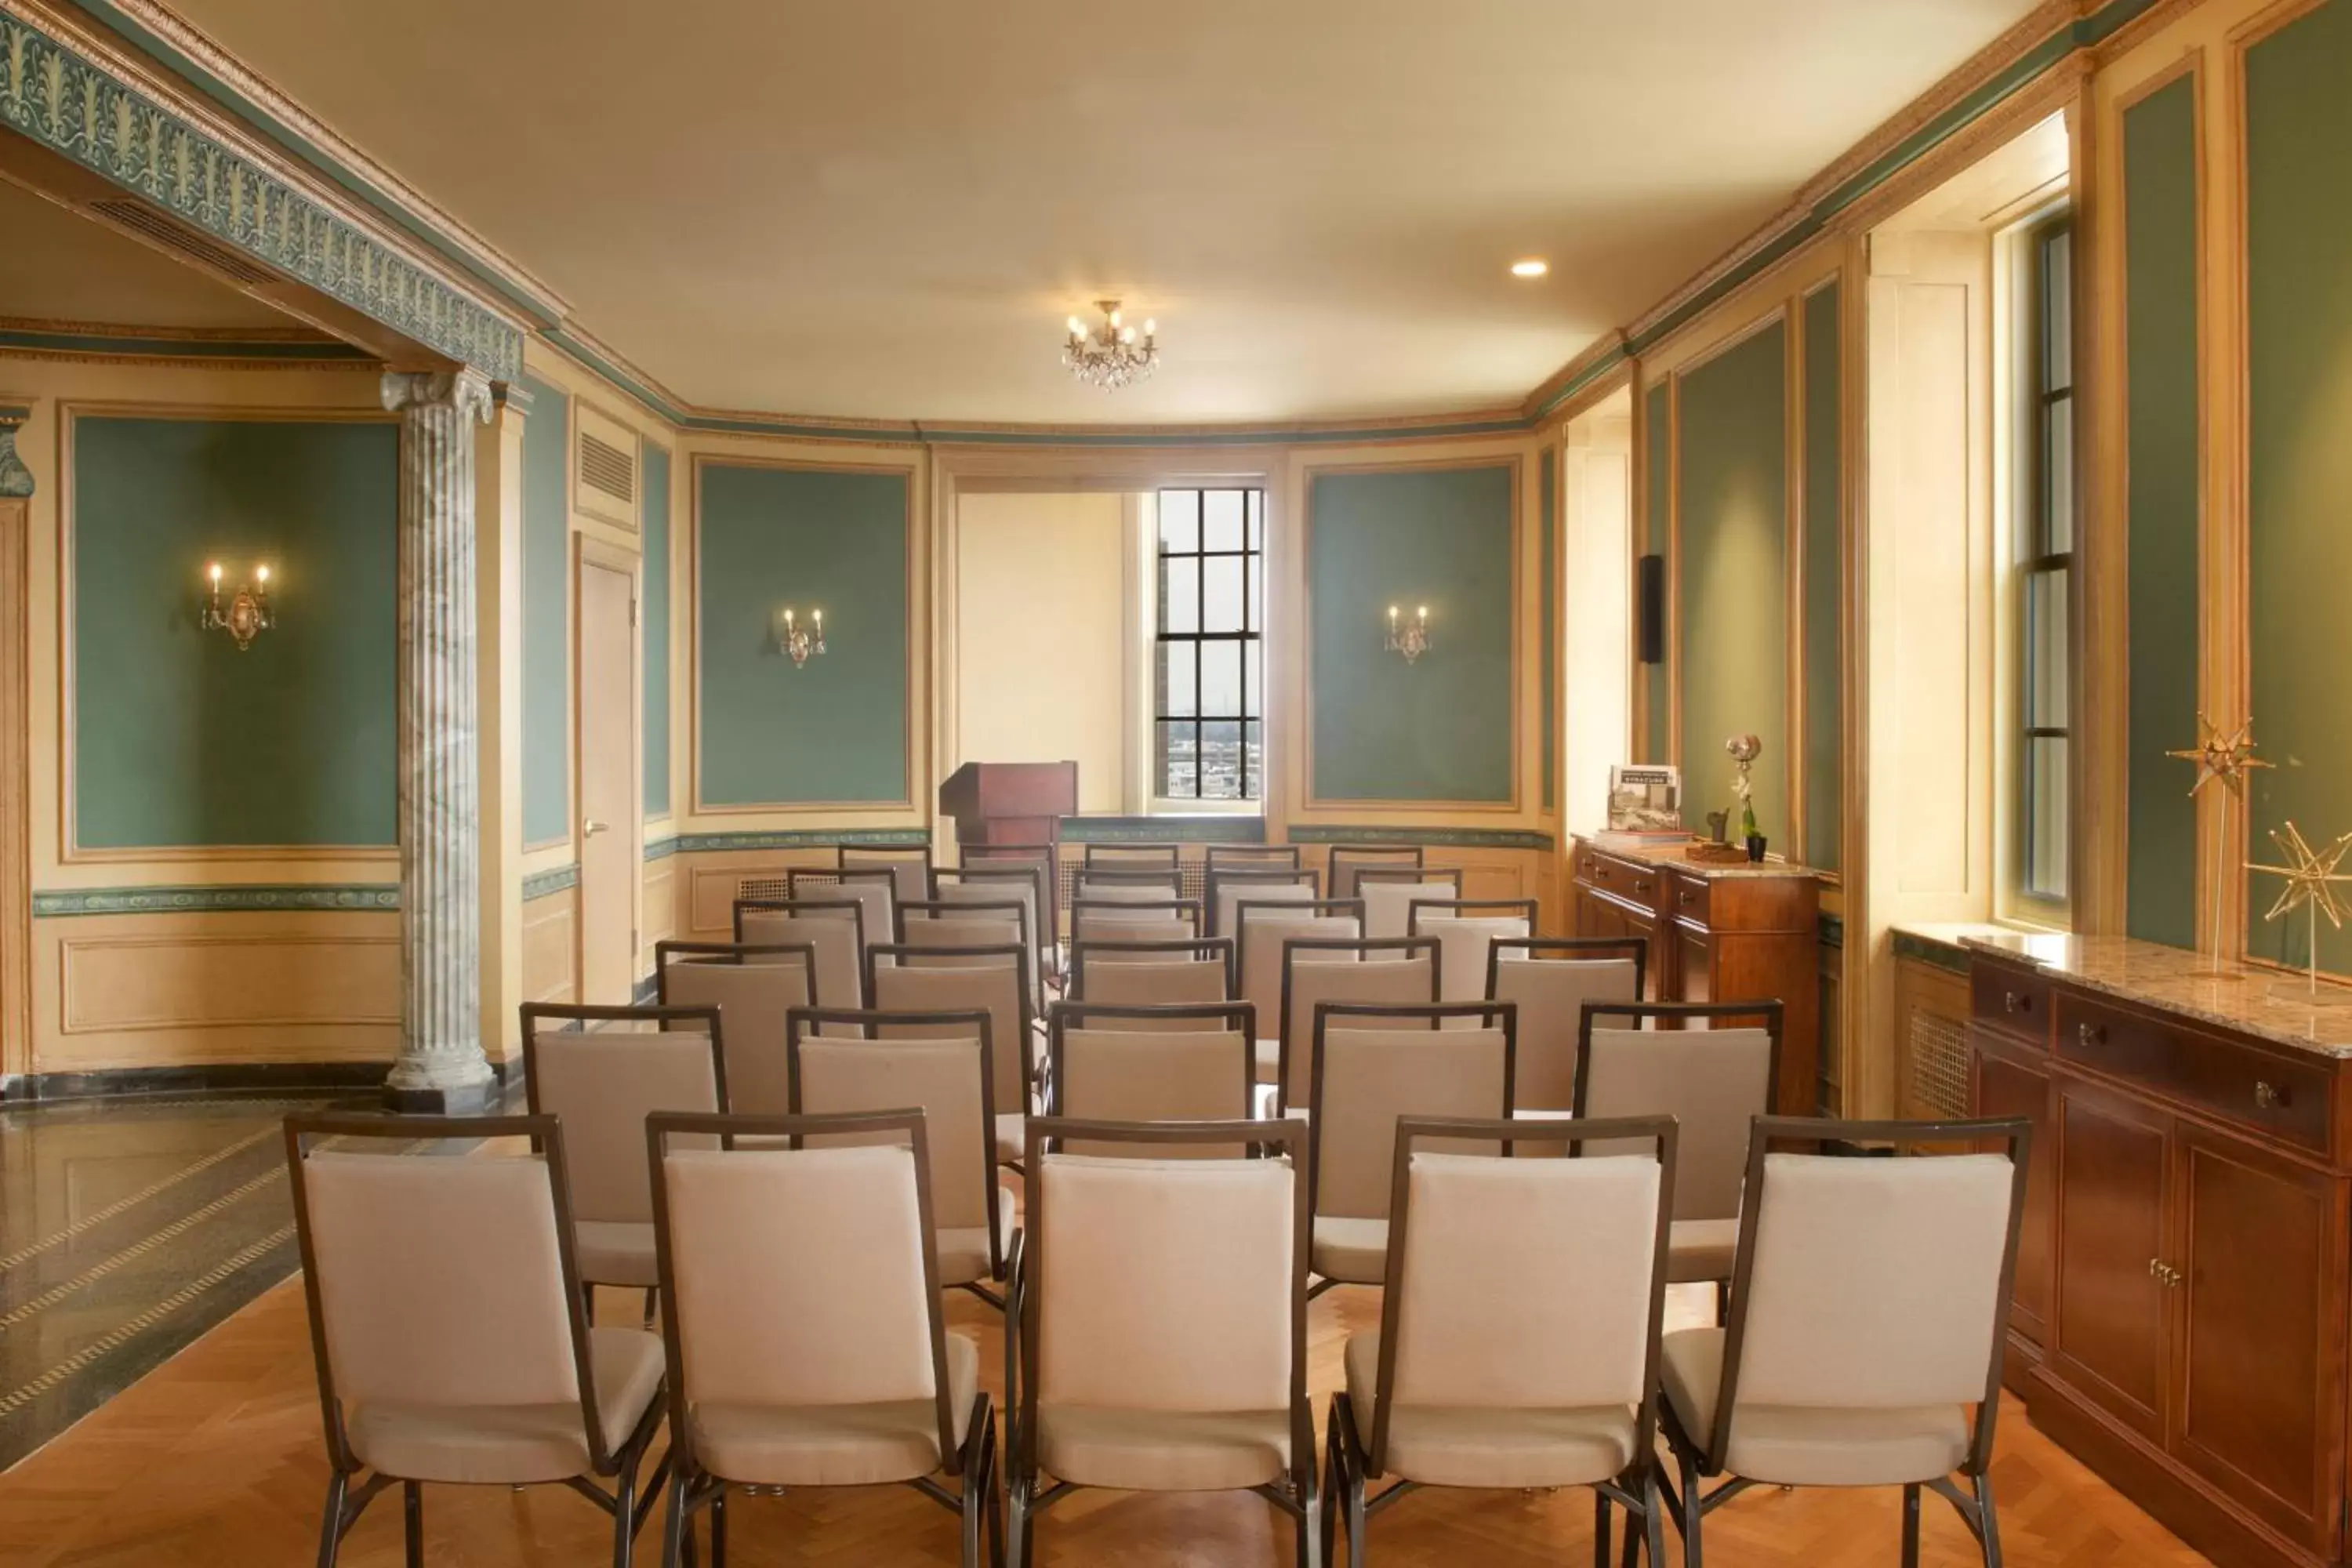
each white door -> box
[576,547,639,1004]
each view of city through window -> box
[1155,488,1264,800]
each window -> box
[1154,488,1264,800]
[2018,212,2073,906]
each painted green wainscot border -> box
[675,828,934,853]
[521,864,579,901]
[1290,825,1556,851]
[1893,929,1973,977]
[0,10,522,379]
[1060,817,1266,844]
[33,884,397,916]
[645,835,677,862]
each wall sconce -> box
[776,605,826,667]
[201,561,274,651]
[1385,603,1431,664]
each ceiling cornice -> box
[0,312,373,365]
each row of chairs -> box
[288,1105,2028,1568]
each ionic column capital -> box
[380,368,495,424]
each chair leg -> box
[662,1475,691,1568]
[1976,1473,2002,1568]
[1007,1478,1033,1568]
[1901,1483,1922,1568]
[1677,1448,1704,1568]
[402,1481,423,1568]
[985,1444,1006,1568]
[613,1459,637,1568]
[1593,1489,1611,1568]
[1344,1460,1368,1567]
[314,1470,349,1568]
[1322,1417,1341,1568]
[1621,1499,1642,1568]
[1643,1475,1668,1568]
[709,1484,727,1568]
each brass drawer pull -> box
[2077,1022,2106,1047]
[1679,889,1698,905]
[1632,880,1653,896]
[2004,991,2033,1014]
[2148,1259,2183,1288]
[2256,1080,2290,1110]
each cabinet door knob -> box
[2004,990,2031,1014]
[2256,1080,2289,1109]
[2077,1022,2106,1047]
[583,818,610,838]
[1633,880,1653,895]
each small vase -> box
[1745,834,1767,863]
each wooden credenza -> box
[1967,935,2352,1568]
[1566,835,1823,1116]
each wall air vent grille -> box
[1906,1005,1971,1119]
[579,430,636,506]
[88,200,274,285]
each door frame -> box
[572,532,644,1000]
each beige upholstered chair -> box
[786,866,897,958]
[1408,898,1537,1013]
[1660,1116,2031,1568]
[935,865,1051,981]
[1074,869,1183,903]
[1352,867,1463,940]
[734,898,866,1012]
[785,1007,1011,1305]
[960,843,1059,954]
[1326,844,1423,902]
[1206,843,1302,871]
[1487,938,1646,1116]
[1272,938,1439,1105]
[1006,1117,1319,1565]
[646,1110,997,1567]
[1208,867,1317,938]
[839,843,934,909]
[655,940,815,1116]
[866,942,1035,1168]
[521,1003,727,1316]
[1325,1115,1679,1566]
[1044,1000,1257,1152]
[1066,937,1234,1028]
[287,1113,667,1568]
[1070,896,1200,947]
[1236,901,1363,1073]
[1083,843,1181,870]
[1577,1000,1783,1300]
[1306,1001,1516,1294]
[900,896,1039,1012]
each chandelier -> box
[1062,299,1159,390]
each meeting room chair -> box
[1407,898,1537,1011]
[839,842,934,909]
[654,939,816,1115]
[1044,1000,1257,1146]
[645,1110,998,1568]
[786,866,897,958]
[1070,896,1200,947]
[1082,843,1181,869]
[900,895,1040,1011]
[866,942,1035,1167]
[286,1112,668,1568]
[785,1007,1011,1306]
[1325,843,1424,902]
[1006,1116,1319,1567]
[1206,843,1303,872]
[734,896,866,1011]
[935,863,1052,981]
[1326,1114,1679,1568]
[1307,1000,1515,1294]
[1066,936,1235,1024]
[1486,937,1646,1116]
[1207,866,1318,938]
[1235,898,1363,1069]
[1273,936,1439,1106]
[1577,1000,1783,1301]
[960,842,1060,960]
[1353,866,1464,941]
[1659,1116,2031,1568]
[1073,868,1184,904]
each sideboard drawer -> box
[1665,872,1711,928]
[1971,962,2054,1047]
[1579,851,1664,911]
[2056,993,2332,1155]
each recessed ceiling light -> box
[1511,258,1549,278]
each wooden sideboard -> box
[1566,835,1823,1116]
[1966,934,2352,1568]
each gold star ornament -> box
[2249,821,2352,927]
[2169,715,2274,798]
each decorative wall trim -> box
[644,834,677,862]
[0,317,372,364]
[0,6,524,379]
[0,1057,405,1102]
[31,883,396,916]
[1892,927,1973,975]
[1058,816,1267,844]
[0,404,30,497]
[674,827,931,853]
[521,862,579,901]
[1289,824,1557,851]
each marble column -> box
[0,409,33,1083]
[381,370,495,1109]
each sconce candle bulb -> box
[777,604,828,668]
[200,560,275,651]
[1385,601,1432,663]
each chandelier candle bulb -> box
[1062,298,1161,390]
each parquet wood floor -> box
[0,1275,2209,1567]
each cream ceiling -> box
[0,177,294,329]
[152,0,2039,423]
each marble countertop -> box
[1575,833,1822,882]
[1958,929,2352,1058]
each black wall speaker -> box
[1637,553,1664,665]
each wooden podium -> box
[937,761,1078,848]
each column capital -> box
[0,408,32,501]
[380,368,495,424]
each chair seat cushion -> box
[1661,1327,1969,1487]
[1253,1038,1281,1086]
[1667,1218,1740,1284]
[692,1331,980,1487]
[937,1184,1017,1287]
[1310,1216,1388,1285]
[1036,1404,1292,1492]
[574,1221,657,1289]
[1341,1333,1635,1489]
[347,1326,665,1485]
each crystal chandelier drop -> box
[1062,299,1159,390]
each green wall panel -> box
[643,442,673,818]
[2124,76,2201,949]
[1642,382,1672,764]
[1677,321,1790,847]
[521,373,569,846]
[2248,0,2352,974]
[1802,285,1843,873]
[697,463,911,806]
[1308,465,1515,803]
[1539,446,1559,811]
[72,416,397,848]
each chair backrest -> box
[1207,868,1319,938]
[1236,901,1363,1035]
[1367,1116,1675,1475]
[1021,1118,1308,1436]
[1046,1002,1257,1152]
[900,898,1039,1009]
[655,942,815,1115]
[786,1010,1000,1254]
[786,867,896,952]
[734,898,866,1011]
[1068,938,1234,1026]
[934,868,1049,966]
[1308,1002,1515,1222]
[1355,868,1465,940]
[522,1004,726,1226]
[1205,844,1302,871]
[1070,898,1201,948]
[1576,1001,1783,1222]
[1083,844,1181,869]
[648,1111,960,1477]
[1408,900,1537,1008]
[1487,939,1646,1113]
[1276,938,1439,1110]
[286,1113,605,1470]
[1075,871,1184,902]
[866,944,1032,1109]
[960,844,1059,945]
[1327,844,1424,901]
[840,844,934,908]
[1701,1117,2031,1475]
